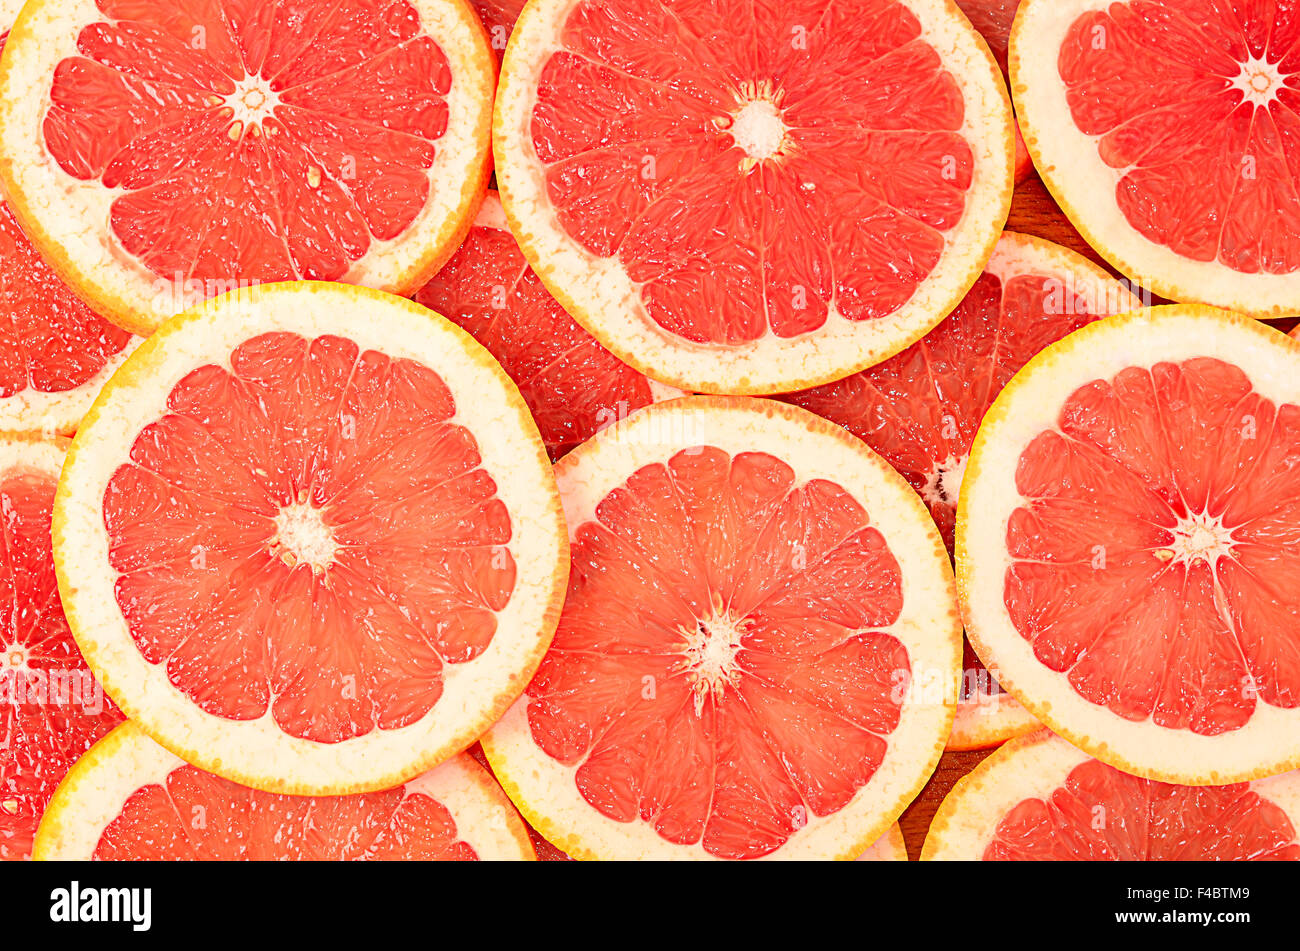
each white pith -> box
[223,74,281,133]
[494,0,1014,394]
[271,501,339,572]
[959,306,1300,784]
[1232,56,1286,108]
[677,606,747,714]
[0,0,493,334]
[923,730,1300,860]
[1163,510,1236,569]
[34,721,537,860]
[944,231,1140,751]
[484,397,961,860]
[727,91,788,165]
[1013,0,1300,316]
[856,823,908,861]
[54,283,567,795]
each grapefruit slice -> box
[0,5,138,436]
[1012,0,1300,317]
[953,0,1033,184]
[858,824,909,861]
[494,0,1015,394]
[414,191,681,460]
[472,0,524,62]
[0,0,495,336]
[0,435,123,861]
[53,282,568,795]
[960,305,1300,784]
[483,396,961,860]
[35,721,536,860]
[923,729,1300,860]
[784,232,1140,751]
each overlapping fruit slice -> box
[0,0,495,334]
[53,283,568,795]
[0,436,123,861]
[495,0,1014,394]
[484,397,960,859]
[36,722,536,860]
[954,0,1033,183]
[1012,0,1300,316]
[923,730,1300,860]
[784,232,1139,750]
[960,305,1300,784]
[472,0,525,61]
[0,10,137,434]
[415,191,680,459]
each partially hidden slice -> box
[472,0,525,61]
[484,397,960,860]
[35,721,536,860]
[0,0,495,335]
[785,232,1139,751]
[1012,0,1300,317]
[0,435,123,860]
[960,305,1300,784]
[858,824,908,861]
[54,282,568,795]
[415,191,681,460]
[923,729,1300,860]
[0,5,137,435]
[495,0,1014,394]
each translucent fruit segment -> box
[0,466,123,860]
[0,24,130,403]
[472,0,526,61]
[94,764,477,860]
[531,0,972,344]
[985,758,1300,860]
[528,446,909,859]
[1058,1,1300,273]
[1007,357,1300,734]
[784,266,1095,551]
[102,332,516,744]
[42,0,453,285]
[414,211,654,459]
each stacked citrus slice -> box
[961,305,1300,784]
[785,232,1139,750]
[0,0,495,334]
[54,283,568,795]
[414,191,680,459]
[0,436,123,860]
[924,730,1300,860]
[484,397,960,859]
[1012,0,1300,316]
[36,722,535,860]
[495,0,1015,393]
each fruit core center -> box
[224,75,281,137]
[272,501,338,573]
[728,94,788,164]
[678,611,747,714]
[1234,57,1285,106]
[923,453,969,507]
[1162,512,1236,567]
[2,644,26,670]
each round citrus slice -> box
[472,0,524,62]
[494,0,1015,394]
[0,5,138,436]
[1012,0,1300,317]
[923,729,1300,860]
[483,396,961,860]
[0,0,495,336]
[960,305,1300,784]
[0,435,123,861]
[784,232,1139,751]
[54,282,568,795]
[35,721,536,860]
[414,190,682,460]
